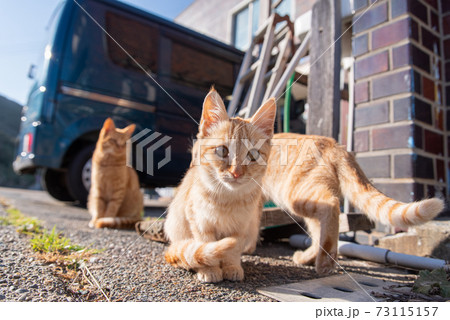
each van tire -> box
[42,168,75,202]
[66,144,95,206]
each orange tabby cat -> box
[164,89,276,283]
[88,118,143,229]
[263,133,444,274]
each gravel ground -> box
[0,187,418,302]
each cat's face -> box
[98,118,135,156]
[194,89,276,192]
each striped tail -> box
[94,217,142,229]
[165,237,237,269]
[337,150,444,229]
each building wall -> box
[175,0,317,45]
[352,0,448,216]
[175,0,243,44]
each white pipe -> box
[289,234,448,271]
[343,57,354,214]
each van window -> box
[170,41,234,89]
[105,11,158,74]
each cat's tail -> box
[336,149,444,229]
[165,237,237,269]
[94,217,142,229]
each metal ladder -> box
[227,13,311,119]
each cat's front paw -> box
[222,265,244,281]
[88,220,96,228]
[197,267,223,283]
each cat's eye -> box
[247,149,260,161]
[215,145,229,158]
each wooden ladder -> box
[227,13,311,119]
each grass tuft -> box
[0,207,42,234]
[30,226,83,254]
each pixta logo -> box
[127,129,172,176]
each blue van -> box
[14,0,243,204]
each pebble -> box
[18,293,28,302]
[0,295,5,300]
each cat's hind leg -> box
[313,196,340,274]
[290,192,339,274]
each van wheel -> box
[41,168,74,202]
[67,145,95,206]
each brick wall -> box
[352,0,448,219]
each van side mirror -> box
[28,64,36,79]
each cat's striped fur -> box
[263,133,444,274]
[164,89,276,283]
[88,118,143,229]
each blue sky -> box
[0,0,193,105]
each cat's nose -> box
[229,166,243,179]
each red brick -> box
[352,34,368,56]
[353,0,368,12]
[355,101,389,127]
[391,0,409,18]
[410,0,428,24]
[394,154,434,179]
[353,2,387,34]
[422,76,435,101]
[430,11,439,33]
[372,69,412,99]
[355,51,389,79]
[392,44,430,73]
[444,2,450,13]
[354,130,369,152]
[444,15,450,35]
[357,155,390,178]
[372,124,413,150]
[393,96,432,124]
[374,182,424,202]
[445,39,450,60]
[435,108,444,130]
[422,27,440,55]
[423,0,438,10]
[372,18,410,50]
[424,129,444,156]
[355,81,369,103]
[437,159,445,183]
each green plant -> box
[413,268,450,298]
[0,207,42,234]
[30,226,83,254]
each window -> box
[170,42,234,90]
[105,11,158,74]
[273,0,292,19]
[232,0,260,50]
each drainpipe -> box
[289,234,448,271]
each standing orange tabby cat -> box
[164,89,276,282]
[263,133,444,274]
[88,118,143,229]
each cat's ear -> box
[250,98,277,137]
[199,89,228,137]
[102,118,116,136]
[122,124,136,139]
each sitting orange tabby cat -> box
[263,134,444,274]
[88,118,143,229]
[164,89,276,282]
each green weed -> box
[0,207,42,234]
[30,226,83,254]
